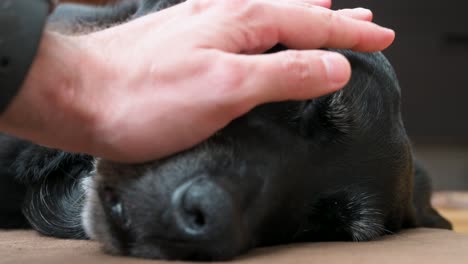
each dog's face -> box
[77,27,412,259]
[83,101,329,260]
[45,0,413,259]
[82,76,407,260]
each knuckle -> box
[214,56,247,95]
[326,11,346,43]
[204,55,251,117]
[229,0,267,21]
[316,9,340,46]
[238,23,277,53]
[279,50,329,95]
[188,0,252,14]
[226,0,253,12]
[242,0,268,19]
[231,2,278,52]
[281,50,314,83]
[187,0,216,14]
[198,52,248,98]
[188,0,275,51]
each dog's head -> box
[84,101,320,260]
[82,50,413,260]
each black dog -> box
[0,0,452,261]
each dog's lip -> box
[135,236,218,257]
[142,236,203,247]
[133,237,236,261]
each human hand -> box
[0,0,394,162]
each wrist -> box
[0,31,103,152]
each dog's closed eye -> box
[101,186,130,230]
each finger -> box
[336,8,373,22]
[309,0,332,8]
[226,50,351,105]
[288,0,332,8]
[234,4,394,53]
[271,5,393,51]
[287,1,373,21]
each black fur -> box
[0,0,452,261]
[0,135,28,228]
[0,134,94,236]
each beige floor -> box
[433,192,468,233]
[437,208,468,233]
[1,229,468,264]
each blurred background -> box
[58,0,468,230]
[333,0,468,192]
[331,1,468,231]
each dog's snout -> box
[171,177,234,240]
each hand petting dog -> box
[0,0,394,162]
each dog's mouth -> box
[128,237,242,261]
[89,173,256,260]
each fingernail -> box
[383,28,395,35]
[355,7,372,16]
[317,0,332,8]
[321,53,351,87]
[382,28,396,43]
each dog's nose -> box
[171,177,234,240]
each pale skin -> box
[0,0,395,162]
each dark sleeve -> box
[0,0,51,113]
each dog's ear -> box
[0,134,92,184]
[295,93,354,143]
[22,170,89,239]
[12,144,94,184]
[296,50,398,142]
[412,160,452,230]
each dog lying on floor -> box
[0,0,452,261]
